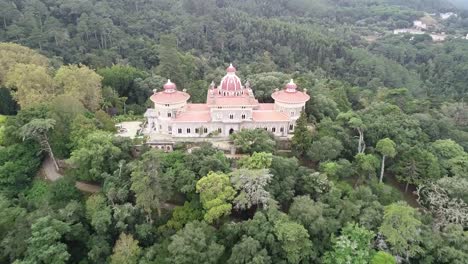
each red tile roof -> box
[186,104,210,111]
[150,91,190,104]
[257,103,275,110]
[173,111,211,122]
[209,96,259,106]
[252,111,290,122]
[271,90,310,103]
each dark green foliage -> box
[231,129,276,154]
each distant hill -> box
[449,0,468,9]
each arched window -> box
[272,127,276,132]
[168,112,172,118]
[280,127,284,132]
[187,128,191,133]
[229,114,234,119]
[241,114,246,119]
[289,124,294,130]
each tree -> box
[20,118,59,171]
[85,194,112,235]
[69,131,122,181]
[392,146,441,192]
[17,216,71,264]
[168,221,224,264]
[354,153,380,184]
[164,201,204,231]
[230,168,272,210]
[337,111,366,154]
[274,220,313,264]
[0,43,49,86]
[376,138,396,183]
[5,63,56,108]
[307,136,343,162]
[237,152,273,169]
[322,223,375,264]
[54,64,103,111]
[230,129,276,154]
[379,202,422,261]
[430,139,467,176]
[227,236,271,264]
[130,150,173,222]
[97,65,148,104]
[196,172,235,223]
[371,251,396,264]
[110,233,141,264]
[155,35,185,87]
[292,112,312,157]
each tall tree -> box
[274,220,313,264]
[379,202,422,262]
[20,118,58,171]
[196,171,235,223]
[110,233,141,264]
[292,112,313,157]
[155,35,185,86]
[376,138,396,183]
[130,150,173,222]
[323,223,375,264]
[168,221,224,264]
[54,64,103,111]
[5,64,56,108]
[17,216,71,264]
[230,168,272,210]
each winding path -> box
[41,156,101,193]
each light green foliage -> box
[0,43,49,86]
[168,221,224,264]
[131,149,174,221]
[376,138,397,158]
[0,115,6,145]
[17,216,71,264]
[70,131,122,181]
[371,251,396,264]
[323,223,375,264]
[274,220,313,264]
[307,136,344,162]
[431,139,467,176]
[376,138,396,182]
[292,112,313,157]
[86,194,112,235]
[354,153,380,182]
[5,63,56,108]
[237,152,273,169]
[110,233,141,264]
[54,64,103,111]
[320,159,353,180]
[164,201,204,231]
[231,129,276,154]
[230,168,272,210]
[379,202,422,259]
[196,172,235,223]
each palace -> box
[144,64,310,138]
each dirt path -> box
[41,156,101,193]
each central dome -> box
[220,64,242,91]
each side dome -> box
[150,79,190,104]
[220,64,242,91]
[271,79,310,103]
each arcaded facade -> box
[144,64,310,138]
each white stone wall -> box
[170,121,289,138]
[211,107,253,122]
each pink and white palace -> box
[144,64,310,138]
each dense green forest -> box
[1,0,468,263]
